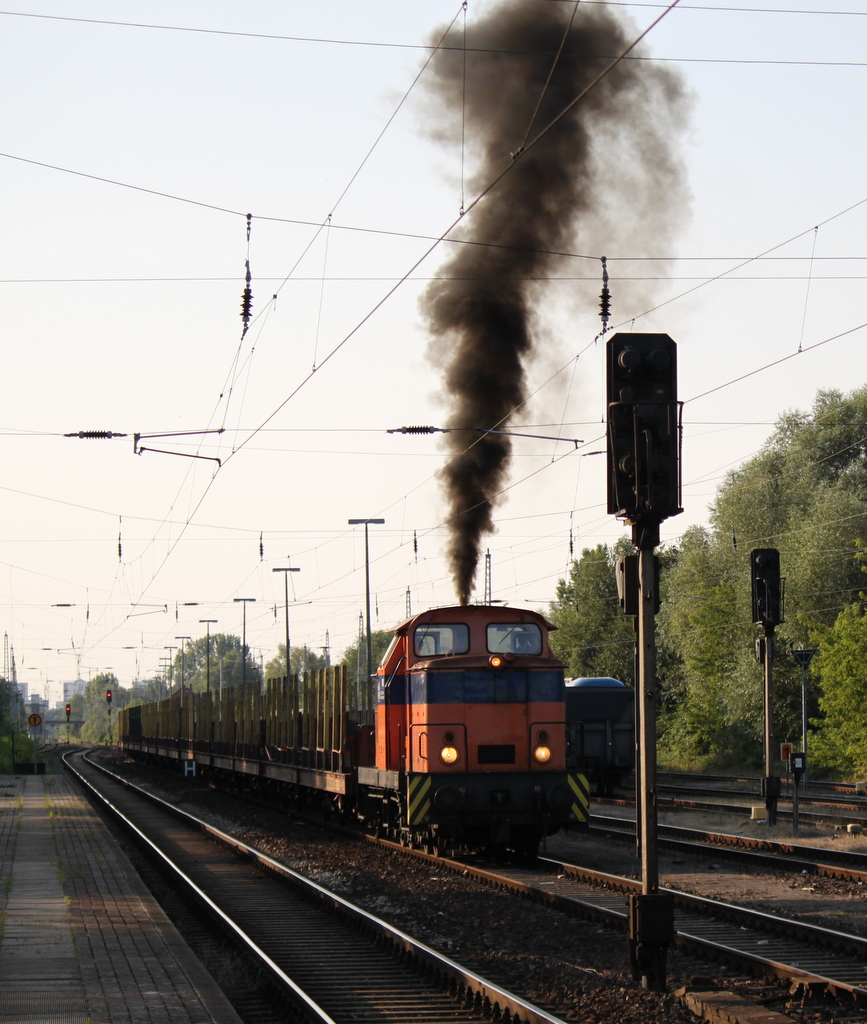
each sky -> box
[1,0,865,702]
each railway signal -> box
[751,548,783,628]
[750,549,784,826]
[606,332,682,535]
[606,332,682,993]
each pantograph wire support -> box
[597,256,611,340]
[241,213,253,338]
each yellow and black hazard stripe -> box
[406,774,432,825]
[567,772,590,822]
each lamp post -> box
[272,568,301,680]
[793,648,816,792]
[348,518,385,709]
[175,636,191,708]
[233,598,256,688]
[199,620,218,693]
[163,646,177,698]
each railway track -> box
[599,791,867,832]
[437,849,867,1002]
[657,772,867,801]
[65,749,570,1024]
[73,748,867,1014]
[588,814,867,883]
[652,772,867,820]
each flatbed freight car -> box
[565,677,635,794]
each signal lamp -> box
[105,690,113,705]
[751,548,783,628]
[606,332,682,524]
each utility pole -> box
[793,648,815,793]
[272,567,300,680]
[233,598,256,689]
[348,518,384,714]
[163,647,177,698]
[607,332,682,992]
[175,636,191,710]
[199,620,218,694]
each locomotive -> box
[119,604,591,855]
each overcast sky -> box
[2,1,865,701]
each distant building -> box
[62,680,87,702]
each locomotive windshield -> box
[414,623,470,657]
[487,623,542,656]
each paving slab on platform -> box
[0,772,244,1024]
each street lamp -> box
[175,636,191,707]
[199,620,218,693]
[793,648,816,791]
[272,567,301,679]
[233,598,256,688]
[164,646,177,698]
[348,518,385,709]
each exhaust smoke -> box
[421,1,690,605]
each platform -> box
[0,772,243,1024]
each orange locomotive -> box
[119,604,590,856]
[355,604,590,853]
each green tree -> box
[168,634,258,693]
[548,540,636,682]
[658,385,867,767]
[340,630,392,690]
[0,675,23,731]
[264,644,328,680]
[809,601,867,777]
[80,672,120,744]
[656,526,754,763]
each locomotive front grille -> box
[477,744,516,765]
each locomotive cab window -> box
[487,623,542,656]
[414,623,469,657]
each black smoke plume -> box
[421,1,690,605]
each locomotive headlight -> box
[533,745,552,763]
[440,746,459,764]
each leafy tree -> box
[168,634,258,693]
[658,385,867,768]
[809,600,867,777]
[656,526,754,763]
[340,630,392,689]
[0,675,23,731]
[80,672,120,744]
[264,644,328,680]
[548,540,636,682]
